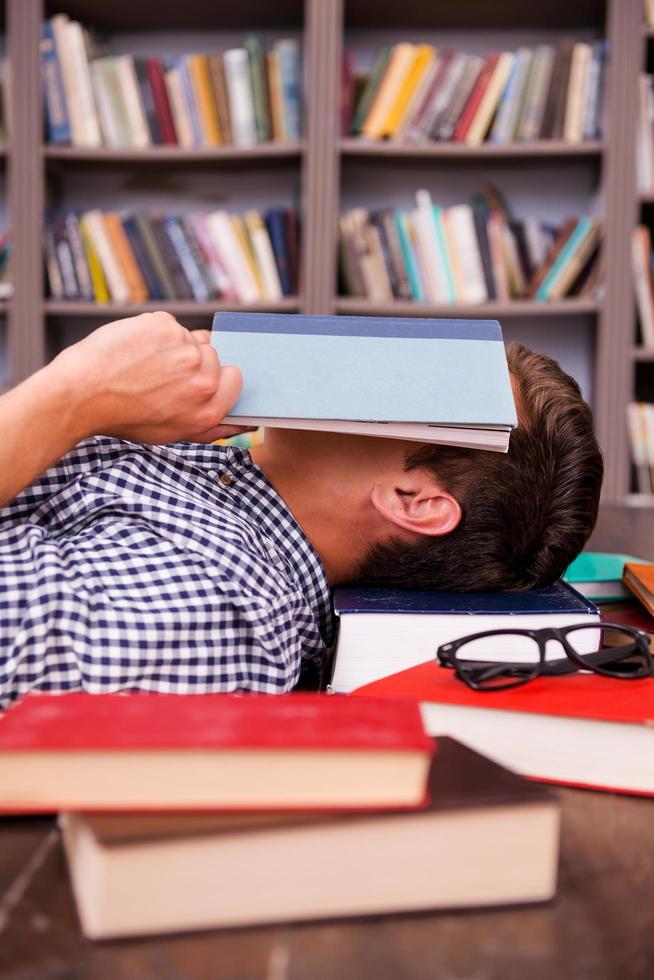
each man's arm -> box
[0,311,247,507]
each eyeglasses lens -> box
[454,634,542,689]
[565,625,652,678]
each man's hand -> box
[0,312,253,508]
[52,311,250,444]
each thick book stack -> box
[332,584,654,796]
[43,208,298,305]
[0,693,559,938]
[339,186,602,305]
[41,15,301,149]
[632,225,654,348]
[626,402,654,496]
[344,39,606,144]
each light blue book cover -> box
[211,312,517,428]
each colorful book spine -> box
[275,39,301,140]
[41,20,71,144]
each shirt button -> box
[219,472,232,487]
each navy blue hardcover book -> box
[330,581,600,693]
[212,312,517,451]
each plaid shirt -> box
[0,438,333,709]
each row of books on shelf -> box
[44,209,298,304]
[41,15,301,149]
[343,39,605,145]
[339,187,602,305]
[627,401,654,495]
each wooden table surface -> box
[1,505,653,980]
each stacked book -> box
[627,402,654,495]
[343,39,606,144]
[41,15,301,148]
[330,582,654,796]
[339,187,602,305]
[44,208,299,304]
[0,693,560,938]
[632,225,654,348]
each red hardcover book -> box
[146,58,178,145]
[452,52,500,142]
[353,663,654,796]
[0,693,433,813]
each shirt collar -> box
[216,446,334,647]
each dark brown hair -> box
[358,342,603,591]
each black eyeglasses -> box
[436,623,653,691]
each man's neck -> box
[250,429,407,585]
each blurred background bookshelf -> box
[1,0,650,505]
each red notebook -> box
[353,663,654,796]
[0,693,434,813]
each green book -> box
[245,35,271,143]
[563,551,653,602]
[350,45,391,135]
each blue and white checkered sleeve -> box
[0,437,116,529]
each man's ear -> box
[370,469,462,538]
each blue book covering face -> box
[211,313,517,427]
[333,581,598,616]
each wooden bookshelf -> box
[1,0,647,505]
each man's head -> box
[359,342,603,591]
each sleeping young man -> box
[0,312,603,708]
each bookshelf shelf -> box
[335,298,601,318]
[43,143,306,164]
[43,299,301,317]
[55,0,303,31]
[339,139,605,160]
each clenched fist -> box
[53,311,251,444]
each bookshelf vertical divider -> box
[596,0,641,501]
[302,0,342,314]
[8,0,45,381]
